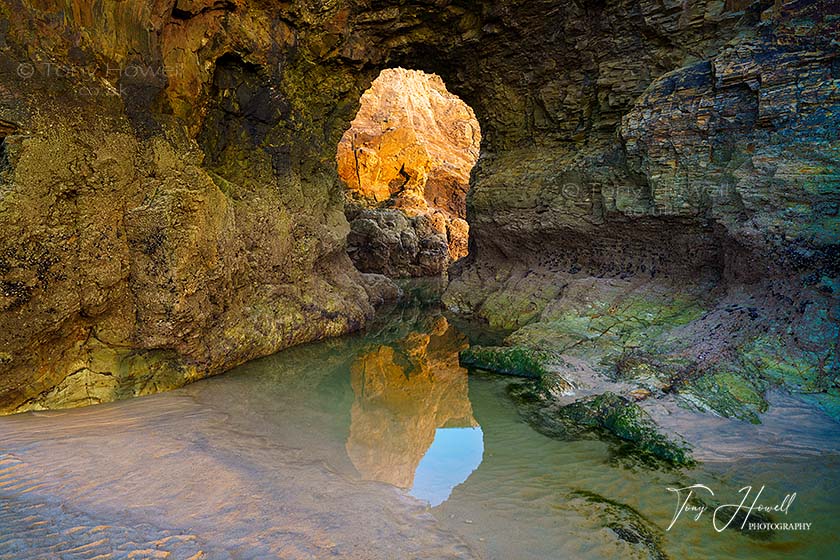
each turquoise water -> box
[1,303,838,559]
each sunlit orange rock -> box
[345,317,477,488]
[337,69,480,275]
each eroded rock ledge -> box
[0,0,837,415]
[444,0,839,438]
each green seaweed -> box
[461,345,575,397]
[557,392,694,467]
[459,345,552,378]
[569,490,668,560]
[512,390,694,468]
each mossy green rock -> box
[459,345,552,378]
[743,334,836,395]
[502,289,708,367]
[460,345,575,397]
[679,371,768,424]
[555,392,694,467]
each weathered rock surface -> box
[338,68,480,276]
[346,207,451,278]
[337,68,479,215]
[0,0,403,413]
[444,0,839,425]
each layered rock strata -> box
[444,0,840,425]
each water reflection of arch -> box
[345,316,478,490]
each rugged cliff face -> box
[0,0,394,413]
[442,0,840,420]
[0,0,836,413]
[337,68,478,277]
[337,69,478,216]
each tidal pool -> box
[1,304,838,559]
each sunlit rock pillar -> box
[337,68,480,278]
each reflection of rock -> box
[346,317,477,488]
[337,69,479,277]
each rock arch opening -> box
[337,68,480,278]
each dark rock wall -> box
[454,0,838,284]
[0,0,836,412]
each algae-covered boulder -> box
[559,393,693,467]
[459,345,575,397]
[516,391,693,467]
[459,345,552,378]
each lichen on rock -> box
[677,370,769,424]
